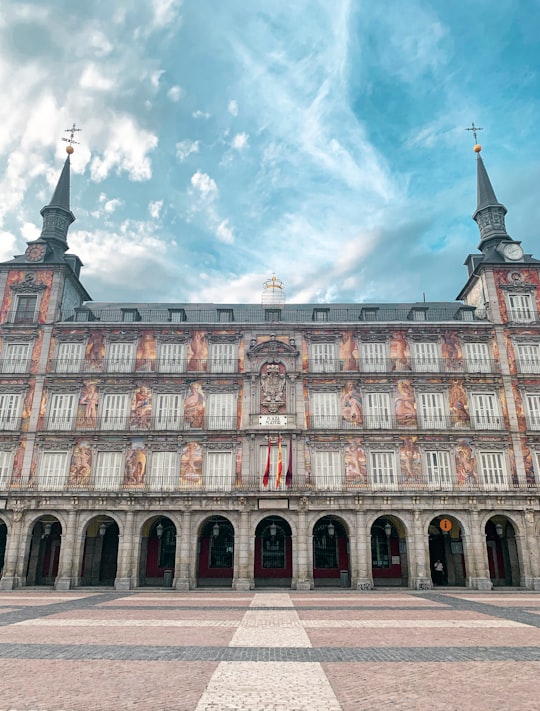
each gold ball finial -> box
[66,145,74,155]
[473,144,482,153]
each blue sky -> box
[0,0,539,305]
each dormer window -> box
[313,308,329,322]
[121,308,141,322]
[360,308,378,322]
[265,309,281,322]
[168,308,186,323]
[408,307,427,321]
[218,309,234,323]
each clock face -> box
[25,244,46,262]
[503,243,523,261]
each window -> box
[0,450,13,489]
[361,308,378,321]
[121,308,140,322]
[206,451,234,491]
[217,309,234,322]
[56,342,84,373]
[470,393,502,429]
[311,342,335,373]
[48,393,77,430]
[313,308,329,322]
[264,309,281,322]
[0,393,21,430]
[516,344,540,374]
[409,308,427,321]
[371,526,391,568]
[93,451,123,490]
[418,392,446,429]
[158,342,186,373]
[310,392,340,428]
[313,520,338,568]
[106,342,134,372]
[314,450,342,490]
[507,293,534,323]
[425,450,453,489]
[362,342,386,373]
[479,452,507,490]
[14,295,37,324]
[370,451,397,489]
[38,452,68,490]
[364,392,392,429]
[209,343,236,373]
[463,342,490,373]
[149,451,178,491]
[101,393,129,430]
[206,393,236,429]
[413,342,439,372]
[154,393,183,430]
[168,308,186,323]
[525,394,540,430]
[2,343,30,374]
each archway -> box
[312,516,350,587]
[197,516,234,587]
[428,515,466,586]
[80,516,119,585]
[0,519,6,577]
[140,517,177,586]
[26,517,62,585]
[486,516,521,586]
[370,516,408,587]
[254,516,292,587]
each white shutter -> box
[365,392,391,428]
[0,393,21,431]
[312,343,335,373]
[311,392,339,428]
[207,393,236,429]
[38,452,68,490]
[370,451,397,490]
[314,450,342,490]
[210,343,235,373]
[2,343,30,374]
[149,451,178,491]
[158,343,186,373]
[101,394,129,430]
[154,393,183,429]
[48,393,76,430]
[94,451,123,490]
[480,452,507,490]
[526,394,540,429]
[362,342,386,372]
[517,344,540,374]
[508,293,533,322]
[413,342,439,372]
[425,450,452,489]
[471,393,501,429]
[419,392,445,429]
[107,342,134,372]
[464,342,490,373]
[205,451,234,491]
[56,342,84,373]
[0,450,13,489]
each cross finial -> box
[465,122,483,144]
[61,123,82,154]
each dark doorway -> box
[370,517,408,587]
[254,517,292,587]
[313,517,350,587]
[486,518,520,586]
[197,516,234,587]
[140,517,177,586]
[26,520,62,585]
[81,517,119,585]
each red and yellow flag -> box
[262,437,271,488]
[285,437,293,488]
[275,434,283,489]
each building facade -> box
[0,145,539,592]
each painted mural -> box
[340,332,358,371]
[68,440,92,487]
[495,268,540,321]
[395,380,417,426]
[77,381,99,429]
[187,331,208,371]
[341,381,363,426]
[304,438,311,485]
[389,332,411,371]
[30,330,44,374]
[124,439,147,487]
[448,380,469,427]
[511,384,527,432]
[184,382,205,428]
[441,331,463,370]
[21,381,35,432]
[522,437,536,486]
[344,438,367,486]
[455,439,477,486]
[399,436,423,483]
[136,332,157,371]
[130,384,152,429]
[10,441,25,485]
[235,447,243,486]
[180,441,202,487]
[0,270,53,325]
[85,332,105,371]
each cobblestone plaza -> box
[0,589,540,710]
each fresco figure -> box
[455,440,477,486]
[400,437,422,483]
[522,440,536,487]
[68,441,92,487]
[187,331,207,371]
[341,381,363,426]
[390,332,411,371]
[448,380,469,427]
[10,442,25,485]
[184,382,205,428]
[85,332,105,371]
[78,382,99,429]
[395,380,416,426]
[136,332,156,372]
[180,442,203,487]
[235,447,243,485]
[344,439,367,486]
[124,441,147,487]
[442,331,463,371]
[21,381,36,431]
[340,332,358,371]
[130,384,152,429]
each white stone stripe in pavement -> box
[249,593,294,608]
[231,593,311,647]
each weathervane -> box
[465,122,483,154]
[61,123,82,154]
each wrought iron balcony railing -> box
[39,415,239,432]
[308,358,500,375]
[47,358,238,375]
[309,415,504,431]
[0,360,34,375]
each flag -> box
[262,437,271,487]
[285,437,293,487]
[275,434,283,489]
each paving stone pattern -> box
[0,589,539,710]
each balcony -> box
[308,415,503,431]
[47,358,238,375]
[306,358,499,375]
[38,415,239,432]
[0,360,34,375]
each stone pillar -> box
[355,510,372,590]
[410,510,431,590]
[522,510,540,589]
[54,510,78,590]
[174,510,191,590]
[294,509,312,590]
[0,512,25,590]
[70,529,85,588]
[233,508,251,590]
[467,510,492,590]
[115,511,134,591]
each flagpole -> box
[285,436,293,487]
[275,434,283,489]
[262,436,271,488]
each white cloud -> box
[231,132,249,150]
[79,64,115,91]
[176,139,199,161]
[151,0,183,28]
[148,200,163,219]
[20,222,40,242]
[89,115,158,182]
[0,230,17,261]
[167,85,183,102]
[190,171,218,200]
[216,219,234,244]
[228,99,239,116]
[150,70,165,89]
[192,110,211,119]
[88,31,114,58]
[104,198,123,214]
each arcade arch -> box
[254,516,292,587]
[486,516,521,586]
[428,515,466,586]
[197,516,234,587]
[312,516,350,587]
[26,517,62,586]
[80,516,119,586]
[370,515,409,587]
[140,516,177,586]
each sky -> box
[0,0,539,306]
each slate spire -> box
[472,147,510,248]
[38,152,76,251]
